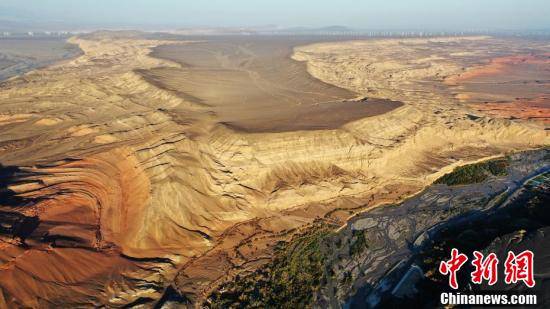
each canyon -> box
[0,33,548,307]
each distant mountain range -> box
[2,17,549,37]
[282,25,354,32]
[172,25,357,35]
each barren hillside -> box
[0,34,547,307]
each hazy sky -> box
[1,0,549,30]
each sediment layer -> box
[0,34,547,307]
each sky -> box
[1,0,549,30]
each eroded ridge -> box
[293,36,550,122]
[0,34,547,307]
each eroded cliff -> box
[0,34,547,307]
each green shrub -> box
[208,226,332,308]
[435,158,509,186]
[349,230,369,256]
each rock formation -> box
[0,34,547,307]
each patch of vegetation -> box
[434,158,509,186]
[349,230,369,256]
[207,225,333,308]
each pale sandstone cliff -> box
[0,35,547,307]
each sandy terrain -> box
[445,53,550,122]
[144,37,402,132]
[0,33,547,307]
